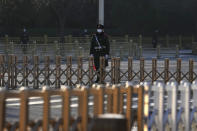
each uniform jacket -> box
[20,32,29,44]
[90,32,110,56]
[90,32,110,68]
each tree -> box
[33,0,84,41]
[182,0,197,41]
[0,0,36,35]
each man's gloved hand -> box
[105,54,109,59]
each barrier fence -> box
[144,81,197,131]
[0,41,181,59]
[0,34,194,58]
[0,55,196,89]
[0,34,194,47]
[1,80,197,130]
[0,82,144,131]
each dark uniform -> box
[90,24,110,82]
[20,30,29,45]
[20,29,29,54]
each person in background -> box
[90,24,110,83]
[20,28,29,53]
[152,29,159,48]
[20,28,29,44]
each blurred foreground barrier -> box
[0,82,144,131]
[0,55,196,89]
[145,80,197,131]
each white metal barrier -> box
[144,81,197,131]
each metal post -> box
[128,57,133,81]
[23,56,28,87]
[77,57,83,84]
[129,40,133,57]
[125,82,133,131]
[42,87,50,131]
[66,56,72,86]
[98,85,104,114]
[140,58,145,82]
[81,87,88,131]
[13,56,17,89]
[56,56,61,88]
[191,81,197,125]
[0,90,5,131]
[55,40,60,55]
[125,35,129,42]
[171,82,177,131]
[5,35,9,55]
[142,82,150,131]
[0,55,5,87]
[189,59,194,83]
[44,34,48,44]
[152,58,157,83]
[139,34,142,47]
[164,59,169,83]
[88,56,94,85]
[34,56,39,89]
[179,82,190,131]
[176,45,179,58]
[19,88,29,131]
[115,57,120,84]
[62,87,70,131]
[111,58,116,84]
[32,40,37,56]
[44,56,50,86]
[139,46,142,58]
[137,85,144,131]
[157,45,160,59]
[99,57,105,84]
[158,83,164,131]
[176,58,181,83]
[99,0,104,25]
[166,82,178,131]
[113,85,120,113]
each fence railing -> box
[0,42,181,59]
[0,55,196,89]
[144,81,197,131]
[0,34,194,47]
[0,82,144,131]
[2,80,197,130]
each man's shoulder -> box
[103,33,109,39]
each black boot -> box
[95,77,100,83]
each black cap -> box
[97,24,104,29]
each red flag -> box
[93,65,96,71]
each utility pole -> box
[99,0,104,25]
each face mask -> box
[97,29,102,33]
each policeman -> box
[90,24,110,83]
